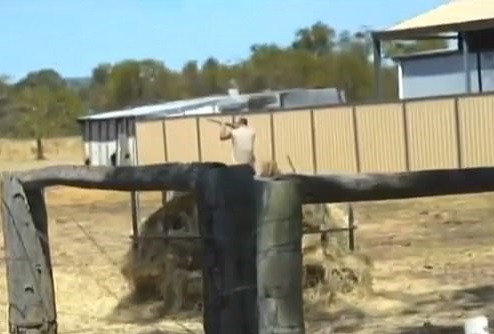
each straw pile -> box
[113,192,203,321]
[259,161,374,308]
[112,161,373,321]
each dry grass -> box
[1,140,494,333]
[0,136,83,162]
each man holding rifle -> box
[214,117,256,167]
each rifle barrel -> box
[206,118,234,128]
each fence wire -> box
[0,205,203,334]
[0,192,356,334]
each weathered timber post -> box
[195,164,258,334]
[1,174,57,334]
[256,178,305,334]
[348,203,356,251]
[118,133,140,250]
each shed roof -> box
[77,87,346,122]
[77,95,228,122]
[374,0,494,40]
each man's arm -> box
[219,123,232,141]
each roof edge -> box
[372,18,494,40]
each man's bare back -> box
[219,117,256,166]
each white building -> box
[77,95,233,166]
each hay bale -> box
[116,160,373,320]
[301,202,372,303]
[118,192,203,317]
[258,160,373,304]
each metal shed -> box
[76,95,229,166]
[76,88,346,167]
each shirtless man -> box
[219,117,256,167]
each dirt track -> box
[1,159,494,333]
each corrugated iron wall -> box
[165,118,199,162]
[313,106,357,173]
[273,110,314,173]
[135,120,166,164]
[458,95,494,168]
[406,98,459,170]
[355,103,406,172]
[135,93,494,173]
[198,115,234,163]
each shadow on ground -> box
[304,285,494,333]
[397,324,462,333]
[107,291,202,325]
[392,285,494,334]
[307,305,366,333]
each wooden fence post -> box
[195,164,257,334]
[118,133,140,250]
[256,178,305,334]
[1,174,57,334]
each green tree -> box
[91,63,112,86]
[181,61,203,97]
[0,21,423,144]
[78,21,413,110]
[105,60,144,109]
[13,84,84,159]
[0,75,11,102]
[292,21,336,56]
[102,59,182,109]
[16,69,67,91]
[201,57,231,95]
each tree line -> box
[0,22,446,146]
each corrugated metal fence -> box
[135,93,494,174]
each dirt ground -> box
[1,157,494,333]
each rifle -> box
[206,118,235,128]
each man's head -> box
[236,117,248,127]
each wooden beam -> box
[256,179,305,334]
[1,175,57,334]
[11,163,494,204]
[275,166,494,203]
[15,162,225,191]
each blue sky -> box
[1,0,447,80]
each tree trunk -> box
[35,137,45,160]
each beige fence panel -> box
[458,94,494,167]
[135,120,166,164]
[406,98,458,170]
[273,110,314,173]
[313,107,357,173]
[198,115,234,163]
[164,117,200,162]
[136,93,494,174]
[355,103,406,172]
[135,120,166,204]
[246,113,274,167]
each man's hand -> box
[219,122,232,141]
